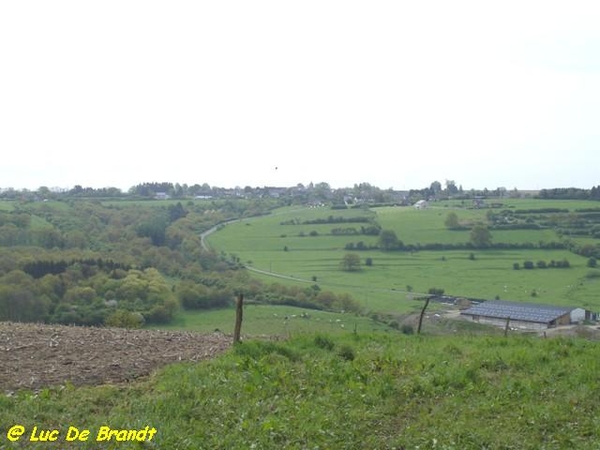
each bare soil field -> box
[0,322,231,392]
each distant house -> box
[413,200,428,209]
[461,300,596,331]
[154,192,170,200]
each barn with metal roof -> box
[460,300,586,331]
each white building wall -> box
[570,308,586,323]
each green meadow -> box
[152,304,392,336]
[207,200,600,313]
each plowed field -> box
[0,322,230,392]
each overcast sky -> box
[1,1,599,191]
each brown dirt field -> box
[0,322,231,392]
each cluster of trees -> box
[513,259,571,270]
[537,186,600,201]
[260,283,361,312]
[22,258,131,279]
[408,180,463,201]
[0,265,177,326]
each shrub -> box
[401,324,414,335]
[314,335,335,351]
[523,261,534,269]
[105,310,144,328]
[338,345,355,361]
[588,257,597,268]
[365,257,373,266]
[428,287,445,296]
[513,262,520,270]
[536,260,547,269]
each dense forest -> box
[0,195,359,327]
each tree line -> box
[537,186,600,201]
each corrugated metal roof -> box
[461,300,573,324]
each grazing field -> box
[152,304,393,335]
[207,200,600,313]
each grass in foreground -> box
[2,333,600,449]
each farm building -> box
[461,300,595,331]
[413,200,428,209]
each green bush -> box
[314,334,335,351]
[401,324,414,335]
[105,309,145,328]
[338,345,355,361]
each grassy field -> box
[0,201,14,211]
[3,332,600,449]
[207,200,600,313]
[152,304,393,336]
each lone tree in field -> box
[378,229,402,251]
[444,212,460,229]
[469,223,492,248]
[341,253,361,272]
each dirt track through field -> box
[0,322,231,392]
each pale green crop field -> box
[208,202,600,313]
[0,200,14,211]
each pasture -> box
[207,200,600,313]
[153,304,393,335]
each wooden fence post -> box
[417,298,430,335]
[233,293,244,344]
[504,317,510,337]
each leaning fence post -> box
[233,293,244,344]
[417,297,430,334]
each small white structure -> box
[570,308,596,323]
[413,200,428,209]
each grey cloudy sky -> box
[1,1,599,191]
